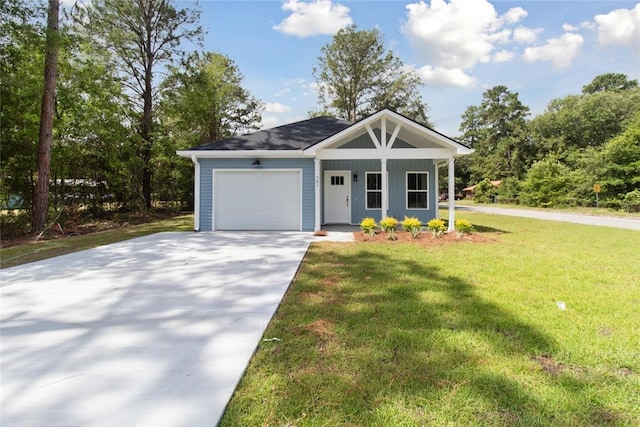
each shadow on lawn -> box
[233,245,632,426]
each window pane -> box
[417,173,428,190]
[367,173,381,190]
[408,192,428,209]
[367,192,381,209]
[408,173,417,190]
[408,173,428,190]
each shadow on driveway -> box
[1,231,314,426]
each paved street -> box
[453,204,640,231]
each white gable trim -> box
[304,109,472,156]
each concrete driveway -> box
[0,231,324,426]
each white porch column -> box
[448,157,455,232]
[381,158,388,219]
[190,155,200,231]
[434,161,440,219]
[314,157,321,232]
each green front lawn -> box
[222,213,640,426]
[0,214,194,269]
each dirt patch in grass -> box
[531,355,566,375]
[354,231,497,246]
[306,319,336,339]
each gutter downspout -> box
[191,155,200,232]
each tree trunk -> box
[32,0,59,232]
[140,66,153,210]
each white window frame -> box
[365,171,390,210]
[406,171,429,210]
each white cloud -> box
[513,26,542,44]
[274,87,291,97]
[402,0,529,86]
[260,116,285,130]
[264,102,291,113]
[416,65,476,88]
[260,115,307,130]
[503,7,527,24]
[522,32,584,69]
[492,50,514,62]
[273,0,353,37]
[594,3,640,51]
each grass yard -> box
[221,213,640,426]
[0,214,194,269]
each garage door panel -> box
[214,170,301,230]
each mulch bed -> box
[353,230,497,246]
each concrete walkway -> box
[453,204,640,231]
[0,231,351,427]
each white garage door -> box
[213,170,302,231]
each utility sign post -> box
[594,183,601,208]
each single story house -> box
[177,109,472,232]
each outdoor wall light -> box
[251,159,261,166]
[353,173,358,182]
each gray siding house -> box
[177,109,472,232]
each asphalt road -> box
[452,204,640,231]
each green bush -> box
[0,210,31,240]
[359,217,377,236]
[622,189,640,212]
[427,218,446,237]
[454,219,474,237]
[379,216,398,240]
[474,178,499,204]
[497,177,521,204]
[520,158,572,207]
[401,216,422,238]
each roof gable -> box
[304,109,471,155]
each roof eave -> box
[176,149,309,158]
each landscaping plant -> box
[359,217,377,236]
[426,218,446,236]
[401,216,422,238]
[454,218,474,237]
[379,216,398,240]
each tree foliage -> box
[75,0,202,208]
[459,85,531,182]
[600,111,640,199]
[0,1,43,210]
[582,72,638,94]
[161,52,263,145]
[457,74,640,209]
[313,25,431,125]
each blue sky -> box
[183,0,640,137]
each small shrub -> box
[0,210,31,240]
[622,189,640,212]
[379,216,399,240]
[474,178,499,204]
[401,216,422,238]
[360,217,377,236]
[455,218,474,237]
[427,218,446,237]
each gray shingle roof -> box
[187,116,352,151]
